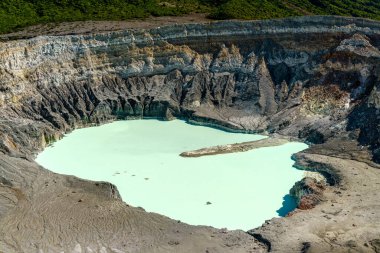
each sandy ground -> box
[250,152,380,252]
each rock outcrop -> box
[0,16,380,252]
[290,177,325,210]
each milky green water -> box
[36,120,308,231]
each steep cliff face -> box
[0,16,379,161]
[0,16,380,252]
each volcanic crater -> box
[0,16,379,253]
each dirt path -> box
[0,13,213,40]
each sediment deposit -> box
[179,137,288,157]
[0,16,380,252]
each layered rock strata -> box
[0,16,379,252]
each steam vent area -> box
[0,16,380,252]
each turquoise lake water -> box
[35,120,308,231]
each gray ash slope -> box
[0,16,379,252]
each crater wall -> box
[0,16,379,160]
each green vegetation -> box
[0,0,379,34]
[209,0,380,20]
